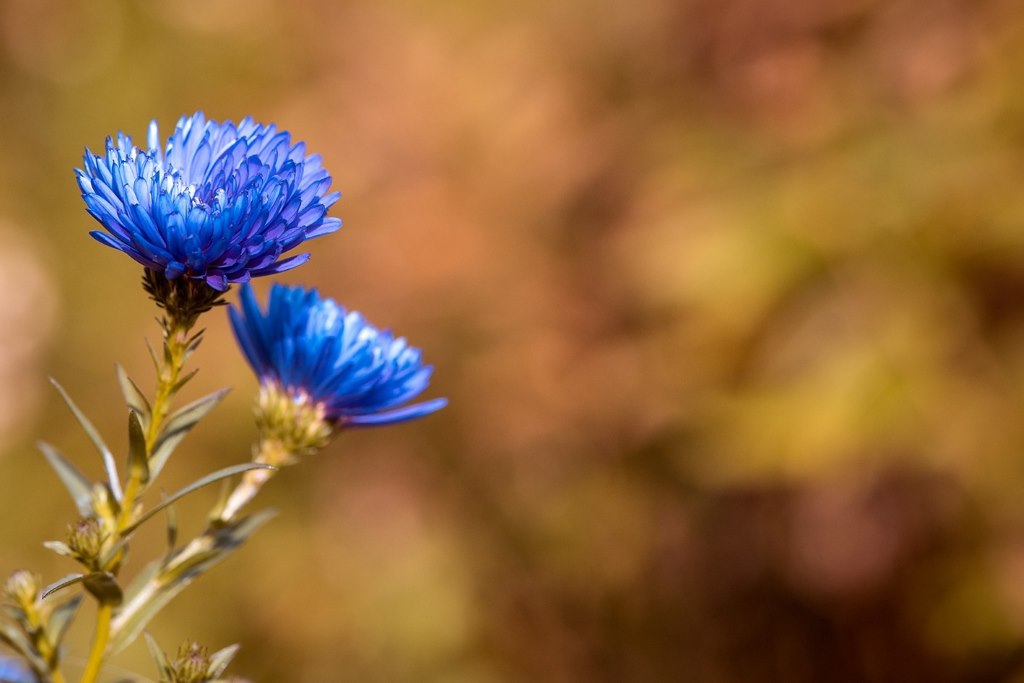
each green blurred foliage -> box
[4,0,1024,680]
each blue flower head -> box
[77,112,341,291]
[230,284,447,429]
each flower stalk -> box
[79,604,111,683]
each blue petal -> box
[79,112,341,282]
[229,284,446,429]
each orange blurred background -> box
[4,0,1024,680]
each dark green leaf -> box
[144,633,172,680]
[37,442,92,516]
[50,379,122,501]
[47,594,83,645]
[127,410,149,487]
[165,501,178,553]
[116,365,151,419]
[40,574,85,600]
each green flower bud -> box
[4,570,38,607]
[168,642,212,683]
[67,517,105,569]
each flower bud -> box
[67,517,105,568]
[3,570,38,607]
[168,642,211,683]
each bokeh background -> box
[3,0,1024,681]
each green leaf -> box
[38,442,92,516]
[148,431,187,483]
[50,378,122,501]
[144,633,172,680]
[162,388,230,438]
[172,368,200,394]
[146,388,230,481]
[116,364,151,419]
[127,410,149,487]
[207,643,240,677]
[47,594,83,645]
[109,510,276,654]
[41,573,85,600]
[183,330,205,362]
[145,338,160,372]
[121,464,275,537]
[42,541,75,558]
[165,501,178,554]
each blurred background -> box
[2,0,1024,681]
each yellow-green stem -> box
[78,604,111,683]
[219,438,291,521]
[115,318,192,534]
[51,669,67,683]
[87,317,194,676]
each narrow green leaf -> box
[146,388,230,481]
[165,502,178,553]
[1,605,23,621]
[144,633,172,680]
[127,410,150,487]
[172,368,200,393]
[40,573,85,600]
[121,464,275,536]
[184,329,205,358]
[38,442,92,516]
[162,388,230,438]
[145,337,160,372]
[116,364,151,418]
[109,511,276,654]
[119,556,163,608]
[207,643,240,677]
[148,432,186,483]
[47,594,83,645]
[42,541,75,558]
[0,621,29,652]
[50,379,122,501]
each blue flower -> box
[0,655,35,683]
[77,112,341,291]
[229,284,447,427]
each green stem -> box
[115,317,193,534]
[78,604,111,683]
[87,314,195,677]
[218,438,291,521]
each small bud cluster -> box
[167,642,210,683]
[4,570,38,609]
[66,517,106,569]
